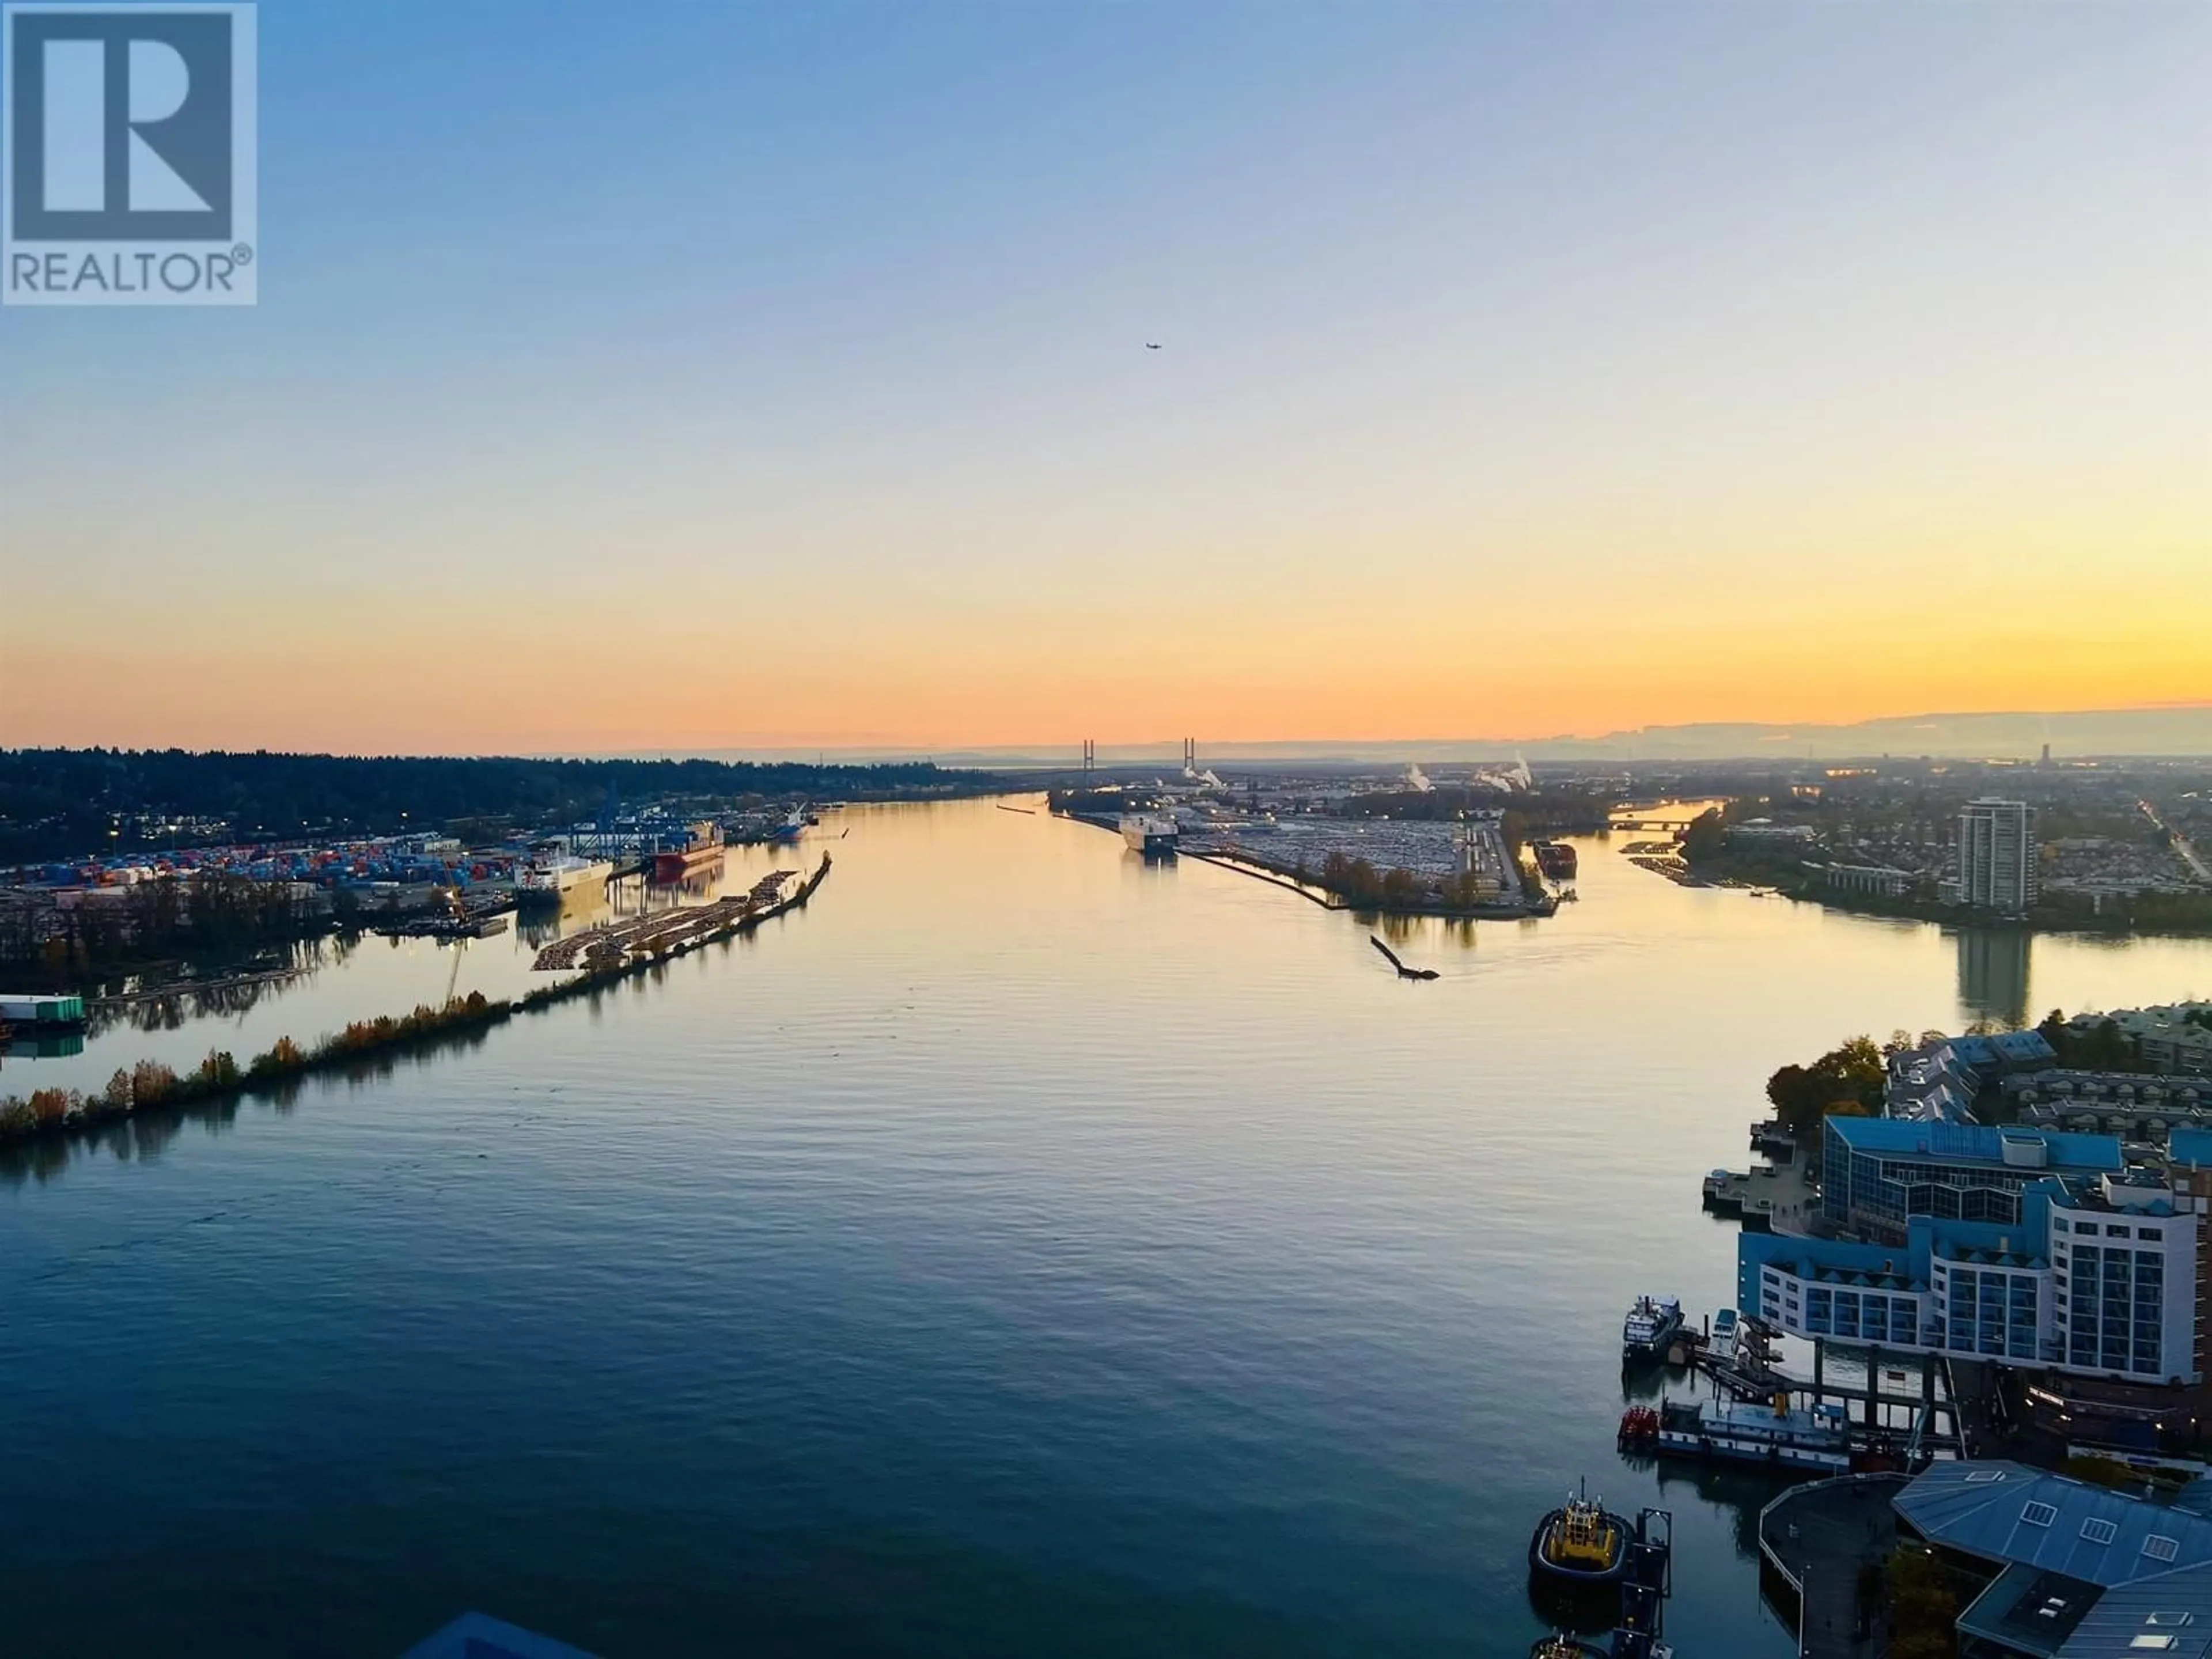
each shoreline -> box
[1675,857,2212,941]
[1057,810,1555,919]
[0,855,832,1152]
[1180,845,1555,919]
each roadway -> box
[2141,799,2211,884]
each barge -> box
[1532,841,1578,881]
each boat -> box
[1532,841,1578,881]
[1622,1294,1685,1362]
[1529,1638,1607,1659]
[1630,1393,1852,1473]
[651,822,724,882]
[515,850,615,903]
[1527,1483,1631,1588]
[771,806,806,844]
[1120,812,1180,857]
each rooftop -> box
[1959,1562,2103,1658]
[400,1613,599,1659]
[2055,1560,2212,1658]
[1828,1117,2123,1172]
[1897,1461,2212,1587]
[2042,1173,2181,1219]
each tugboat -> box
[1621,1294,1685,1363]
[1528,1482,1631,1589]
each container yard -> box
[3,832,529,901]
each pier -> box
[1702,1159,1819,1232]
[1673,1321,1967,1466]
[1756,1474,1910,1659]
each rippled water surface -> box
[5,797,2209,1656]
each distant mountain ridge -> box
[666,706,2212,767]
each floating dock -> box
[531,862,823,972]
[1645,1315,1966,1468]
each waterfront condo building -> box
[1821,1117,2119,1243]
[1953,797,2039,913]
[1745,1122,2212,1385]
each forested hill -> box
[0,749,1004,863]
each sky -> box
[1,1,2206,756]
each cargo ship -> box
[1532,840,1578,881]
[1120,813,1180,857]
[516,849,615,902]
[651,823,724,883]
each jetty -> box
[1369,936,1438,979]
[531,862,821,972]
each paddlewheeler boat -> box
[1527,1483,1631,1589]
[1619,1392,1851,1474]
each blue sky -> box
[2,2,2206,752]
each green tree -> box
[1884,1546,1960,1659]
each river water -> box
[3,797,2207,1657]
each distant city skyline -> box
[2,2,2206,752]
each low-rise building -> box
[1889,1461,2212,1659]
[1725,817,1819,845]
[1820,861,1914,898]
[1883,1029,2057,1127]
[2065,1004,2212,1078]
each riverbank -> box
[1679,851,2212,939]
[0,854,831,1150]
[1059,810,1555,919]
[1181,844,1557,919]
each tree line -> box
[0,872,324,980]
[0,748,1001,865]
[1765,1005,2204,1142]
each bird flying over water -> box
[1145,342,1161,350]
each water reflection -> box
[76,933,359,1041]
[1956,925,2032,1029]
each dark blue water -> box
[5,798,2206,1655]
